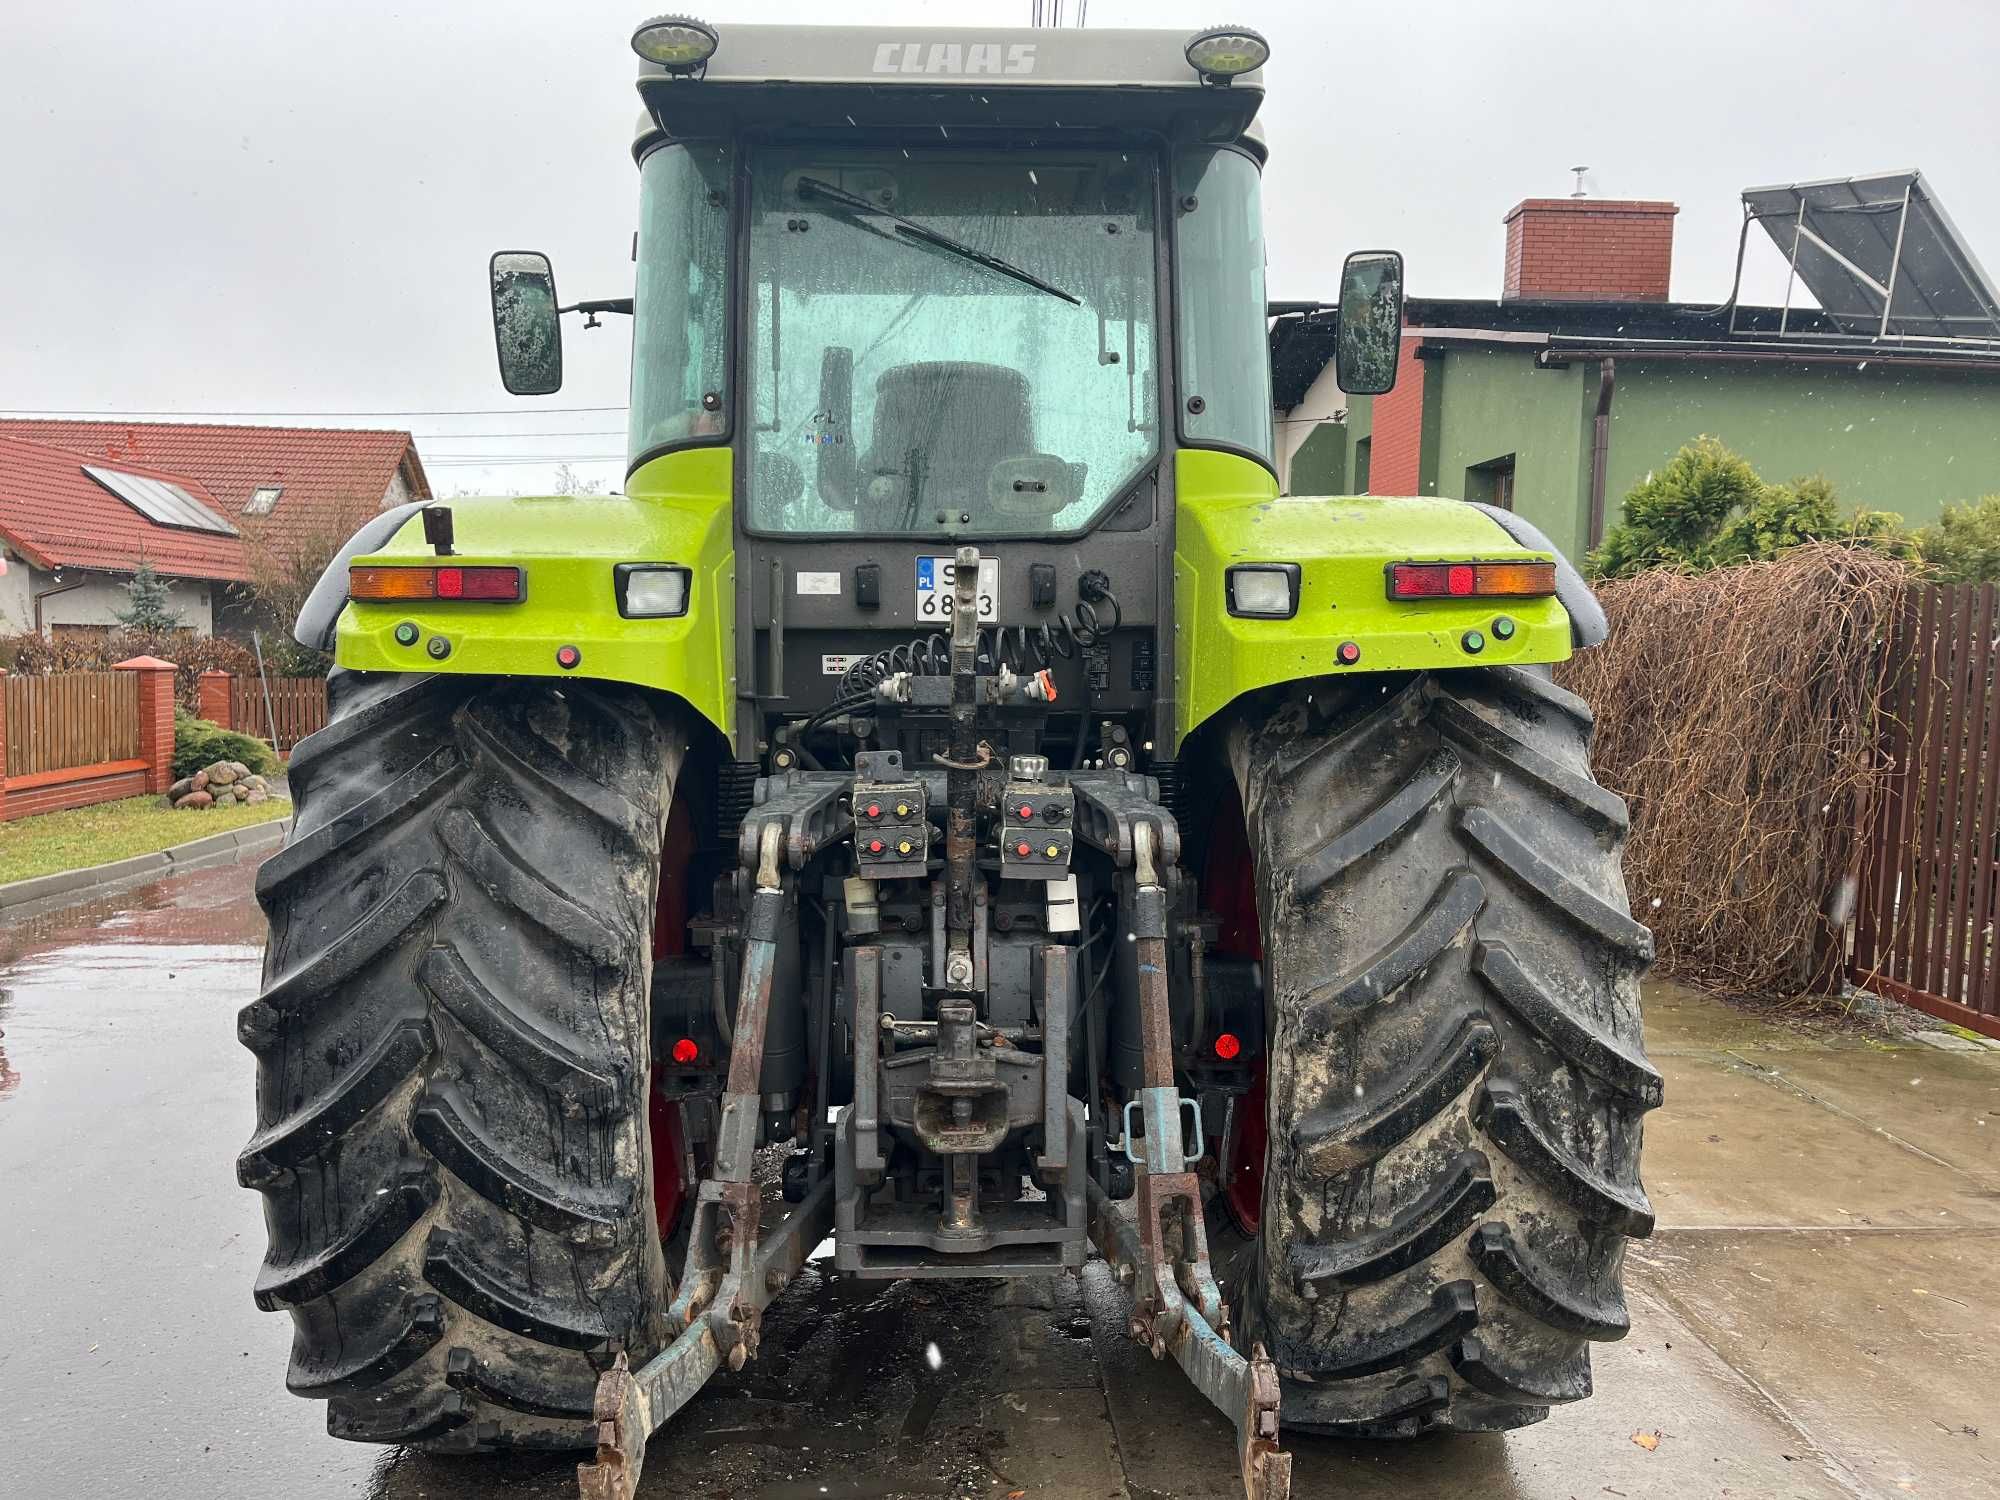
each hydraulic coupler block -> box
[1000,754,1073,882]
[852,748,929,881]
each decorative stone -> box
[191,770,208,791]
[168,776,195,799]
[207,761,239,787]
[244,788,269,805]
[175,790,214,809]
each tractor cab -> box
[486,20,1409,767]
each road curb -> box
[0,814,292,913]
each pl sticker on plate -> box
[915,556,998,621]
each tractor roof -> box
[632,24,1265,160]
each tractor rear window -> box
[743,146,1159,536]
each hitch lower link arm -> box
[1090,823,1292,1500]
[578,823,836,1500]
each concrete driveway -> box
[2,856,1996,1499]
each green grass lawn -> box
[0,793,290,886]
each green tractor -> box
[240,18,1656,1499]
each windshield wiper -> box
[797,176,1080,306]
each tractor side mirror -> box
[1334,250,1404,396]
[816,346,857,511]
[490,251,563,396]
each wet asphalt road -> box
[5,851,1999,1499]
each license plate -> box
[915,557,998,621]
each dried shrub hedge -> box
[1557,544,1912,993]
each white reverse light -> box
[616,564,691,618]
[1185,26,1269,83]
[1226,563,1299,619]
[632,15,719,72]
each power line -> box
[425,455,625,467]
[0,404,628,419]
[415,429,629,440]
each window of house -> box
[1465,453,1516,510]
[1353,437,1372,495]
[244,485,282,516]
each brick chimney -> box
[1502,197,1678,302]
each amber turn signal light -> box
[1385,560,1556,600]
[349,565,524,602]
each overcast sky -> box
[5,0,1996,495]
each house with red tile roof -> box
[0,420,431,640]
[0,435,252,637]
[0,419,431,553]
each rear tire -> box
[1216,665,1661,1436]
[239,670,686,1449]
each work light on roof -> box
[1185,25,1269,83]
[631,14,718,72]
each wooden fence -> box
[3,670,141,778]
[1850,582,2000,1037]
[230,676,328,753]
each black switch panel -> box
[1029,562,1056,610]
[855,561,881,609]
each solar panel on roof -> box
[82,464,239,536]
[1742,171,2000,342]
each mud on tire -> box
[1218,665,1661,1437]
[238,670,686,1449]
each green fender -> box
[1172,449,1575,748]
[333,447,737,747]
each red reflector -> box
[1447,563,1476,595]
[671,1037,699,1065]
[1214,1032,1242,1061]
[1336,641,1361,665]
[459,566,523,600]
[555,644,582,670]
[1387,563,1449,597]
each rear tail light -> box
[350,565,523,602]
[1386,560,1556,600]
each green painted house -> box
[1272,193,2000,560]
